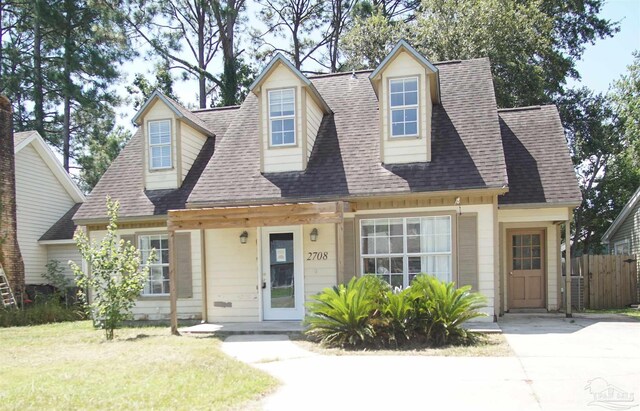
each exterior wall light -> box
[310,228,319,242]
[240,231,248,244]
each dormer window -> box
[268,88,296,146]
[390,77,418,137]
[149,119,172,169]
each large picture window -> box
[148,119,172,169]
[139,234,170,295]
[360,216,452,288]
[268,88,296,146]
[389,77,418,137]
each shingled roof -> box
[188,58,508,206]
[73,106,238,221]
[40,203,82,241]
[75,55,580,222]
[498,106,581,206]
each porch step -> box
[180,321,304,336]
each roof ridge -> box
[498,105,542,113]
[308,69,373,79]
[192,105,241,113]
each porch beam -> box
[171,202,343,221]
[565,220,572,318]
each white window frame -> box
[614,239,630,255]
[360,216,452,288]
[139,234,170,296]
[148,119,172,170]
[268,88,296,147]
[389,77,419,138]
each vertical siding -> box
[15,144,76,284]
[305,92,323,161]
[89,227,203,320]
[143,100,179,190]
[380,51,431,164]
[180,122,207,182]
[46,244,82,280]
[609,199,640,256]
[303,224,337,302]
[206,228,259,322]
[260,64,305,172]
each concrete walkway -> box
[221,314,640,411]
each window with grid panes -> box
[139,234,170,295]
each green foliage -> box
[305,274,487,349]
[0,300,84,327]
[304,276,387,347]
[407,275,486,346]
[70,197,153,340]
[42,260,72,300]
[75,125,132,191]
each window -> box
[268,88,296,146]
[148,119,172,169]
[389,77,418,137]
[614,240,630,255]
[512,234,542,270]
[139,234,170,295]
[360,216,452,288]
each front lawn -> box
[0,321,277,410]
[584,307,640,320]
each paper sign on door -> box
[276,248,287,262]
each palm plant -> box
[304,276,386,348]
[408,275,487,346]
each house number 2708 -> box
[307,252,328,260]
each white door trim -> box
[261,225,305,320]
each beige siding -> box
[205,228,260,322]
[15,145,77,284]
[143,100,179,190]
[498,207,569,311]
[260,63,305,172]
[380,51,431,164]
[350,204,495,320]
[180,122,207,182]
[609,199,640,257]
[303,224,337,301]
[89,227,203,320]
[305,91,323,161]
[46,244,82,281]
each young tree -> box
[70,197,153,340]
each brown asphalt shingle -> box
[188,58,509,206]
[73,106,238,221]
[498,106,582,205]
[40,203,82,241]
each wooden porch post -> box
[168,230,180,335]
[565,220,572,318]
[336,219,345,285]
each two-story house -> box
[73,41,581,324]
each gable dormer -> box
[250,54,330,173]
[369,40,441,164]
[132,91,213,190]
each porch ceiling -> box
[168,201,349,230]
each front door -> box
[508,229,545,309]
[261,226,304,320]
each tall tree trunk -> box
[213,0,243,106]
[62,0,72,171]
[0,95,25,295]
[197,1,206,108]
[33,0,45,139]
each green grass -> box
[0,321,278,410]
[583,308,640,320]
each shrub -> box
[305,274,487,349]
[70,197,154,340]
[0,300,85,327]
[408,275,487,346]
[304,276,387,347]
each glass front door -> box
[262,227,304,320]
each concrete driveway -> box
[222,314,640,411]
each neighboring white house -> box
[14,131,85,285]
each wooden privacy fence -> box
[571,254,638,309]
